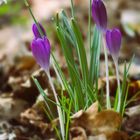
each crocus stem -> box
[52,57,65,90]
[70,0,75,18]
[114,60,121,112]
[102,34,111,109]
[45,70,65,140]
[24,0,44,37]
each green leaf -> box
[120,55,134,114]
[71,18,89,87]
[32,77,55,118]
[89,26,101,88]
[56,26,76,86]
[60,11,76,46]
[56,26,85,110]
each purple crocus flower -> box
[92,0,107,31]
[32,23,46,39]
[31,23,51,70]
[106,28,122,60]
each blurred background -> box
[0,0,140,56]
[0,0,140,71]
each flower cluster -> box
[92,0,122,59]
[30,0,123,114]
[92,0,122,112]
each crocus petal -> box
[32,23,46,38]
[106,28,122,60]
[31,37,51,70]
[92,0,107,31]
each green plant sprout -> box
[24,0,134,139]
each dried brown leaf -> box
[15,55,36,71]
[71,103,122,137]
[88,134,107,140]
[70,127,87,140]
[0,96,28,120]
[109,131,130,140]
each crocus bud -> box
[106,28,122,60]
[92,0,107,31]
[31,37,51,70]
[32,23,46,38]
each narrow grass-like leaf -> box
[56,26,76,85]
[43,106,61,140]
[56,26,84,109]
[51,53,74,99]
[131,132,140,139]
[65,99,72,140]
[33,76,70,113]
[121,85,129,116]
[71,18,89,87]
[74,87,79,112]
[32,77,55,117]
[114,88,119,111]
[68,60,85,107]
[60,11,76,47]
[126,55,135,75]
[120,55,134,114]
[89,26,101,87]
[126,91,140,106]
[114,55,134,113]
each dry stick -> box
[102,34,111,109]
[45,70,65,140]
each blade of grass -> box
[67,60,85,109]
[65,99,72,140]
[33,77,70,113]
[114,88,119,111]
[71,18,89,87]
[121,85,129,116]
[51,53,74,102]
[120,55,134,113]
[32,76,54,118]
[56,26,76,85]
[126,91,140,106]
[60,10,76,46]
[42,106,61,140]
[56,26,85,109]
[89,26,101,86]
